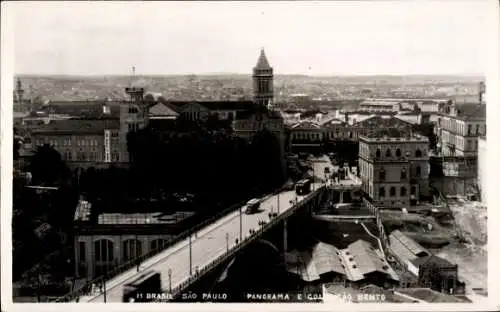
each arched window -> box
[379,187,386,198]
[111,150,120,162]
[415,149,422,157]
[416,165,421,177]
[467,124,472,136]
[390,187,396,197]
[379,168,386,181]
[376,149,381,158]
[150,239,167,251]
[401,168,407,180]
[396,148,402,157]
[94,239,114,262]
[123,239,142,262]
[385,149,392,157]
[65,149,72,161]
[400,187,407,196]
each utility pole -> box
[226,233,229,252]
[168,269,172,292]
[103,276,107,303]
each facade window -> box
[65,150,72,161]
[375,148,381,158]
[94,239,114,262]
[415,149,422,157]
[111,150,120,162]
[379,168,386,181]
[475,124,480,135]
[379,187,386,198]
[396,148,401,157]
[385,149,391,157]
[400,187,407,196]
[401,168,407,180]
[467,125,472,136]
[390,187,396,197]
[416,166,421,177]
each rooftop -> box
[285,239,399,283]
[359,133,429,142]
[31,119,120,135]
[410,254,455,268]
[254,48,271,70]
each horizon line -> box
[14,72,485,79]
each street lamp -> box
[168,268,172,292]
[226,233,229,252]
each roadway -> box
[83,183,323,302]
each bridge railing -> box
[53,198,251,303]
[169,186,325,298]
[54,184,295,302]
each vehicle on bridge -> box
[244,198,261,214]
[295,178,312,196]
[122,270,162,302]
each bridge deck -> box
[82,184,323,302]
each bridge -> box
[66,182,328,302]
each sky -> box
[8,1,496,76]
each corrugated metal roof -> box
[390,230,428,257]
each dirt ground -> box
[381,200,487,295]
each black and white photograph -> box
[2,0,498,308]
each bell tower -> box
[14,78,24,103]
[253,48,274,107]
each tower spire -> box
[252,48,274,107]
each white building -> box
[478,136,487,203]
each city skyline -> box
[9,1,495,76]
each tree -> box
[29,144,68,185]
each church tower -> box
[14,78,24,103]
[253,48,274,107]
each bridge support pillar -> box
[339,191,344,203]
[283,219,288,252]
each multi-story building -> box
[437,104,486,157]
[30,118,123,168]
[73,200,196,278]
[478,136,487,203]
[359,134,430,208]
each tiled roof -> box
[31,119,120,135]
[291,121,321,129]
[149,103,179,117]
[410,254,455,268]
[45,101,122,118]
